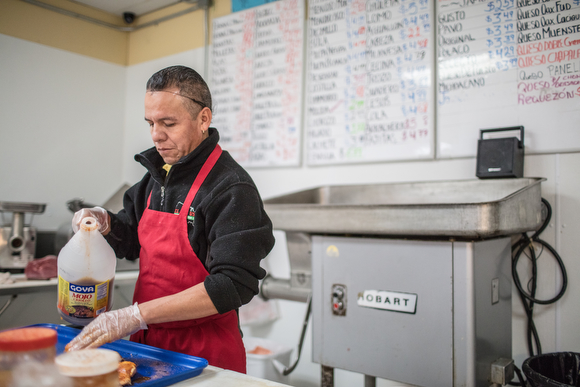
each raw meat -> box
[24,255,57,280]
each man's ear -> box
[198,107,212,131]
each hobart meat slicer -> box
[0,201,46,272]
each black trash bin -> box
[522,352,580,387]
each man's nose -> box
[150,124,165,142]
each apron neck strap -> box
[180,145,222,218]
[145,145,223,213]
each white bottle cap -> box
[80,217,99,232]
[56,348,120,376]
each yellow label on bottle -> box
[57,276,111,319]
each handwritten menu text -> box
[211,0,304,167]
[306,0,434,165]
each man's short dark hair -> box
[146,65,212,117]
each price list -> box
[306,0,434,165]
[516,0,580,106]
[437,0,580,157]
[437,0,519,156]
[211,0,304,167]
[212,11,253,163]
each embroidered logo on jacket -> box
[174,201,195,225]
[187,207,195,224]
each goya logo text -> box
[69,284,95,293]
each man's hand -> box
[65,303,147,351]
[72,207,110,234]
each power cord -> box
[508,198,568,386]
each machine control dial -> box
[331,284,347,316]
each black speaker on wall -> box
[476,126,524,179]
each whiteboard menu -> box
[211,0,304,167]
[305,0,435,165]
[437,0,580,157]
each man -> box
[67,65,275,373]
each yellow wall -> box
[0,0,232,66]
[127,0,231,65]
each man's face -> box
[144,87,208,165]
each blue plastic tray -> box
[29,323,208,386]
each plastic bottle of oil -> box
[57,216,116,326]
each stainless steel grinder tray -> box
[0,202,46,213]
[263,178,545,238]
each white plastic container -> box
[55,348,121,387]
[57,217,116,326]
[243,337,292,384]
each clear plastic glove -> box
[65,303,147,351]
[72,206,110,234]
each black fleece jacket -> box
[105,128,275,314]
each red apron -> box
[130,145,246,373]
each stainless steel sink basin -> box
[263,178,545,238]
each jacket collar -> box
[135,128,220,182]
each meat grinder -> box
[0,201,46,271]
